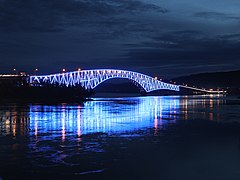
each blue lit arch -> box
[30,69,180,93]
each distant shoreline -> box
[0,85,93,104]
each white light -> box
[29,69,180,92]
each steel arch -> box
[30,69,180,92]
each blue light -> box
[29,96,180,138]
[29,69,180,92]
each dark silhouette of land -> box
[172,70,240,88]
[172,70,240,94]
[0,75,93,102]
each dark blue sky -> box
[0,0,240,78]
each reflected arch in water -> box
[29,96,180,138]
[0,95,227,138]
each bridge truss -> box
[29,69,180,93]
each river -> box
[0,95,240,179]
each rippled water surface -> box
[1,95,240,180]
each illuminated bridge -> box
[29,69,180,93]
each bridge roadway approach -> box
[29,69,224,94]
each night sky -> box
[0,0,240,78]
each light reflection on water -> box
[29,96,179,139]
[0,95,228,139]
[2,95,240,179]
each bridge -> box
[179,85,225,94]
[29,69,179,93]
[29,69,224,94]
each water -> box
[0,95,240,180]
